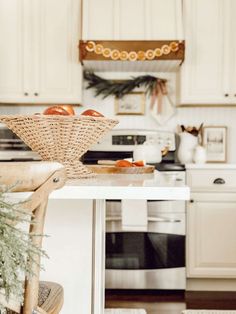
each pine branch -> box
[84,71,167,99]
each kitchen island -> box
[39,171,190,314]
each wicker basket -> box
[0,114,118,179]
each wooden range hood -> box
[79,40,185,72]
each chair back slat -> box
[0,162,67,314]
[0,161,65,192]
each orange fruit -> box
[115,160,133,167]
[60,105,75,115]
[132,160,145,167]
[81,109,104,117]
[43,106,70,116]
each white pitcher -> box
[193,145,207,164]
[177,132,198,164]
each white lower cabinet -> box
[187,169,236,278]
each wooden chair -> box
[0,161,67,314]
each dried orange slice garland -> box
[85,41,181,61]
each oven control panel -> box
[91,129,176,151]
[112,135,146,145]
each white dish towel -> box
[121,199,147,231]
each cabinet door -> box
[187,193,236,278]
[118,0,146,40]
[0,0,82,104]
[230,0,236,103]
[180,0,231,105]
[82,0,146,40]
[147,0,183,40]
[82,0,115,40]
[82,0,183,40]
[33,0,82,103]
[0,0,27,102]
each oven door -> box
[105,200,186,290]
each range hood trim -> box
[79,40,185,63]
[79,40,185,72]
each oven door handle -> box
[106,216,181,223]
[148,216,181,223]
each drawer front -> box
[187,169,236,191]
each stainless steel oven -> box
[105,171,186,290]
[83,129,186,290]
[0,124,40,161]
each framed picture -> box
[203,126,227,163]
[115,92,145,115]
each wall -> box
[82,73,236,163]
[1,73,236,162]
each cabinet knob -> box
[213,178,225,185]
[190,199,194,203]
[34,92,39,96]
[24,92,28,96]
[224,93,229,97]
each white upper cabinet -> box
[231,0,236,100]
[82,0,184,40]
[180,0,236,106]
[0,0,24,101]
[0,0,82,104]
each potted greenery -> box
[0,187,45,312]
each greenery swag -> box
[84,71,167,99]
[0,186,46,311]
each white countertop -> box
[50,171,190,200]
[186,163,236,169]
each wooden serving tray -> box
[87,165,155,174]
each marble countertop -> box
[49,171,190,200]
[186,163,236,169]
